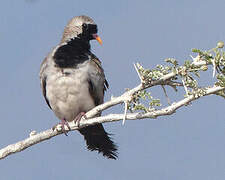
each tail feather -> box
[79,124,118,159]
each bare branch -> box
[161,85,171,105]
[182,78,188,95]
[1,44,224,160]
[122,101,128,125]
[212,58,216,77]
[0,83,223,160]
[133,63,144,83]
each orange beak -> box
[92,34,103,45]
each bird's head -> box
[61,15,102,45]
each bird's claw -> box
[52,119,71,136]
[74,112,87,127]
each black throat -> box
[53,37,91,68]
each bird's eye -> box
[82,23,87,29]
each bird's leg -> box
[61,119,71,136]
[52,118,71,136]
[74,112,87,127]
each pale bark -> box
[0,77,223,159]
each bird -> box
[39,15,118,159]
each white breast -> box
[46,62,95,122]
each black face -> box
[53,22,97,68]
[80,23,98,40]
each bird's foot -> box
[52,119,71,136]
[74,112,87,127]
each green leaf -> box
[192,48,202,53]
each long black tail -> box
[79,124,118,159]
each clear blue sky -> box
[0,0,224,179]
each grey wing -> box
[40,57,52,109]
[79,56,118,160]
[88,56,108,106]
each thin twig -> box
[182,78,188,95]
[133,63,144,83]
[122,101,128,125]
[161,85,171,105]
[212,58,216,77]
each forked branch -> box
[1,43,224,160]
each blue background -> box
[0,0,224,179]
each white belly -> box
[46,67,95,122]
